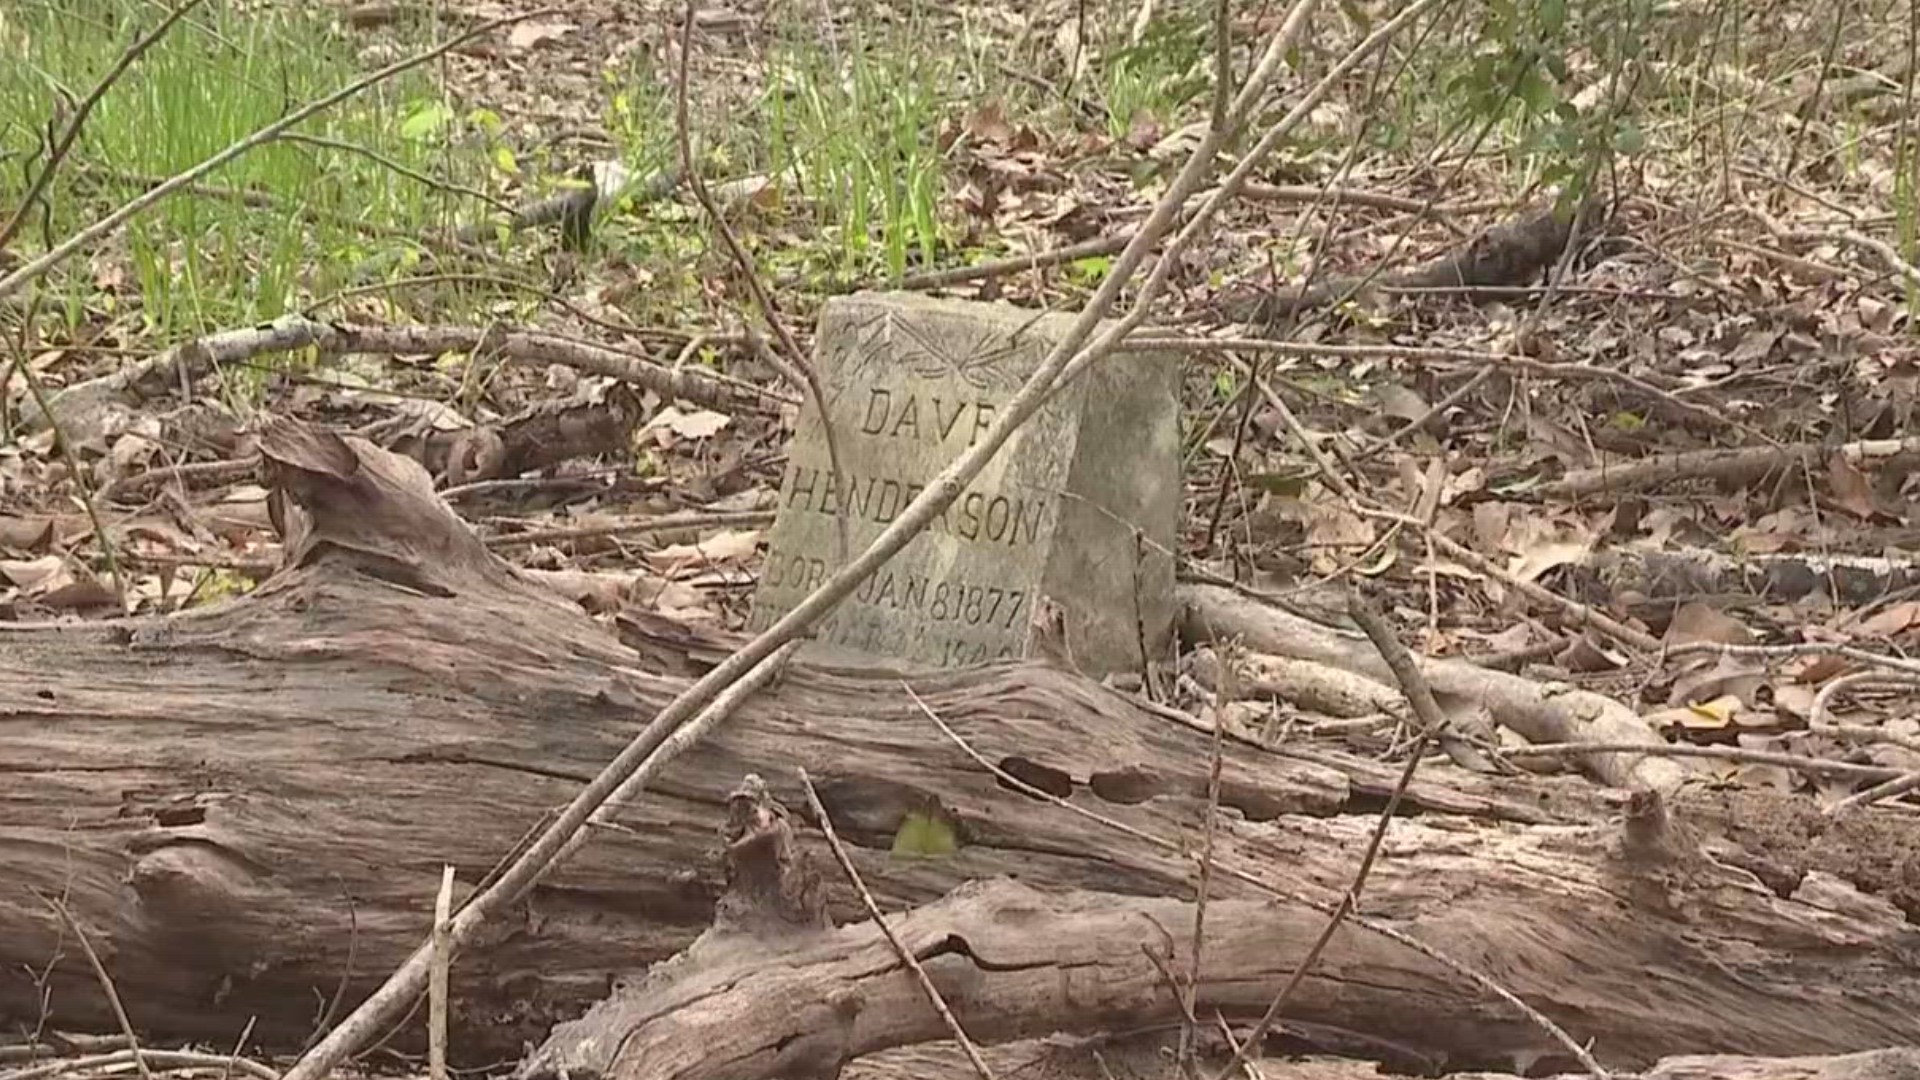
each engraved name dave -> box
[852,387,1001,444]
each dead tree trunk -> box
[3,419,1919,1073]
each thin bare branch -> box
[798,770,997,1080]
[674,0,850,565]
[42,899,151,1080]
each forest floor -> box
[4,0,1920,945]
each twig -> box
[1124,335,1746,437]
[277,132,517,217]
[1534,438,1920,501]
[888,233,1135,292]
[1710,236,1849,282]
[1114,0,1449,392]
[0,6,562,304]
[1355,365,1494,460]
[1673,639,1920,678]
[1805,671,1920,816]
[553,642,800,868]
[1830,769,1920,813]
[0,0,206,253]
[1208,0,1232,134]
[0,1049,278,1080]
[42,898,151,1080]
[441,467,646,502]
[1780,2,1852,191]
[1347,592,1449,735]
[1259,380,1360,504]
[674,0,849,566]
[1237,182,1501,215]
[1753,208,1920,292]
[301,888,358,1053]
[1204,593,1487,1080]
[798,770,997,1080]
[65,163,488,258]
[25,316,786,436]
[482,510,775,548]
[898,187,1500,299]
[1810,672,1920,739]
[1179,645,1230,1073]
[1502,740,1898,780]
[102,457,256,502]
[1358,508,1662,653]
[428,865,454,1080]
[5,304,121,603]
[219,1016,256,1080]
[905,685,1602,1074]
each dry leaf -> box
[1509,539,1591,585]
[0,555,70,593]
[1665,601,1753,646]
[1792,653,1853,684]
[1670,654,1767,708]
[648,406,732,441]
[963,101,1014,144]
[1855,600,1920,639]
[1304,500,1374,576]
[1374,383,1429,424]
[1827,452,1882,519]
[508,19,574,49]
[647,528,762,571]
[42,571,118,611]
[0,516,54,552]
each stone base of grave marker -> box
[748,292,1180,675]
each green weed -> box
[0,0,508,344]
[1096,12,1212,139]
[760,31,950,281]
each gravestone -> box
[747,292,1180,674]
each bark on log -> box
[3,419,1919,1075]
[844,1045,1920,1080]
[519,760,1920,1079]
[0,419,1534,1058]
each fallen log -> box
[526,865,1920,1080]
[0,419,1510,1059]
[3,420,1918,1074]
[840,1045,1920,1080]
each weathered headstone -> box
[748,292,1180,674]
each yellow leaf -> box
[1682,695,1741,729]
[890,807,958,858]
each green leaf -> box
[1244,471,1312,498]
[1068,254,1112,284]
[1517,67,1558,116]
[492,145,520,175]
[1213,367,1238,399]
[400,100,454,142]
[1539,0,1566,34]
[1613,119,1645,154]
[466,107,504,137]
[890,806,959,858]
